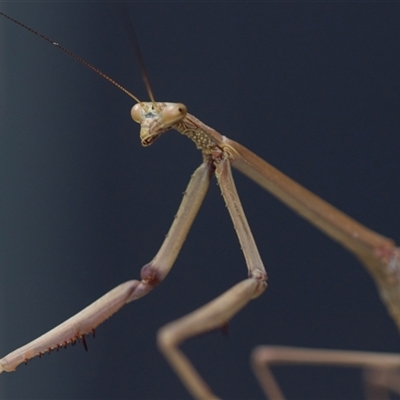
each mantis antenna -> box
[112,3,159,110]
[0,11,142,104]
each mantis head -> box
[131,102,187,146]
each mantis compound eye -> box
[131,103,143,123]
[161,103,187,126]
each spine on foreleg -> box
[0,280,140,372]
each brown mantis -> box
[1,3,400,399]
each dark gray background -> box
[1,2,400,399]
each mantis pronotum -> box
[2,3,400,399]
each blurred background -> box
[1,3,400,399]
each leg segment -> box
[158,279,265,399]
[0,162,212,373]
[158,158,267,399]
[215,157,266,282]
[251,345,400,400]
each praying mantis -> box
[1,3,400,399]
